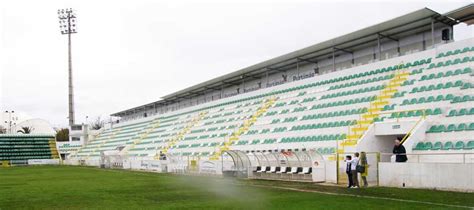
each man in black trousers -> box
[345,155,353,188]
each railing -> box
[380,152,474,164]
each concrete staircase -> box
[122,118,161,155]
[210,97,277,160]
[156,111,208,158]
[48,139,60,159]
[339,69,410,152]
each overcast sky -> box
[1,0,472,127]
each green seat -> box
[445,94,454,101]
[456,123,467,131]
[427,125,438,133]
[457,109,468,116]
[443,141,454,150]
[432,142,442,150]
[398,112,407,118]
[463,67,472,74]
[424,142,433,150]
[466,141,474,150]
[402,99,410,105]
[414,110,423,116]
[413,142,425,150]
[468,123,474,131]
[454,141,465,150]
[461,83,473,89]
[446,124,456,132]
[445,70,453,77]
[448,110,457,117]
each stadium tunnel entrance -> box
[356,119,428,161]
[221,150,326,182]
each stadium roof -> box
[111,5,471,117]
[443,4,474,25]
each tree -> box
[0,126,6,134]
[17,126,34,134]
[56,128,69,142]
[90,117,105,130]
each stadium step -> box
[48,139,60,159]
[74,127,123,159]
[210,97,277,160]
[157,111,208,157]
[340,69,409,153]
[124,118,161,152]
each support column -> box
[220,84,224,99]
[296,59,300,79]
[397,41,400,55]
[332,48,336,72]
[422,32,426,50]
[242,75,245,93]
[265,70,269,87]
[431,18,435,48]
[377,33,381,60]
[450,25,454,41]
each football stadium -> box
[1,2,474,209]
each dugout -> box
[222,150,325,182]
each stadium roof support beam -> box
[221,80,241,86]
[334,47,354,64]
[242,73,261,80]
[266,67,286,73]
[204,86,221,91]
[297,57,318,64]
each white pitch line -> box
[243,184,474,209]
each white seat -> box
[298,167,311,174]
[267,166,277,173]
[276,166,287,173]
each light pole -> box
[4,111,15,134]
[58,8,77,126]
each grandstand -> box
[0,134,60,166]
[62,6,473,191]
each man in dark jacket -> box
[393,139,408,162]
[345,155,353,188]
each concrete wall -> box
[379,162,474,192]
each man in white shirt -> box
[350,152,360,188]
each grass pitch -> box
[0,166,472,209]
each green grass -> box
[0,166,472,209]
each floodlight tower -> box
[58,8,77,126]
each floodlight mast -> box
[58,8,77,126]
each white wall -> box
[379,162,474,192]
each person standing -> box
[345,155,353,188]
[359,152,369,187]
[393,139,408,162]
[350,152,360,188]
